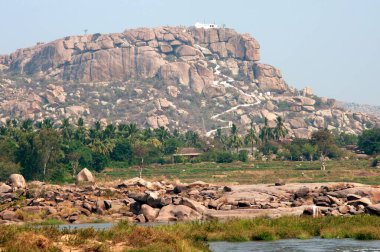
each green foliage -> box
[110,139,132,162]
[49,164,71,183]
[16,128,63,180]
[358,128,380,155]
[335,132,358,147]
[302,143,318,161]
[0,138,20,180]
[277,101,291,111]
[259,142,279,155]
[228,124,243,152]
[0,160,20,181]
[163,138,179,155]
[0,116,370,182]
[311,129,342,158]
[91,152,109,172]
[0,118,213,181]
[173,155,185,163]
[216,151,235,163]
[238,150,249,162]
[284,139,307,160]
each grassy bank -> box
[1,215,380,251]
[100,159,380,185]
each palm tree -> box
[77,117,85,128]
[142,128,154,140]
[229,124,243,152]
[42,118,54,129]
[273,116,288,141]
[60,118,72,142]
[244,123,258,155]
[117,123,128,137]
[90,138,115,156]
[259,117,273,144]
[92,121,103,140]
[154,127,170,142]
[215,128,228,150]
[104,124,116,139]
[185,130,200,147]
[0,125,8,136]
[11,119,18,128]
[75,117,86,143]
[94,121,102,132]
[35,121,43,129]
[21,119,33,132]
[172,129,180,138]
[126,123,139,137]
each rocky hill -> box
[0,26,378,137]
[338,101,380,119]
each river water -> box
[54,224,380,251]
[209,238,380,252]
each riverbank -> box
[1,216,380,251]
[2,175,380,225]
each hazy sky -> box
[1,0,379,105]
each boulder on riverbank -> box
[1,179,380,225]
[76,168,95,184]
[7,174,26,189]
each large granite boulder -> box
[155,204,202,222]
[254,63,288,92]
[141,204,159,222]
[7,174,26,189]
[0,183,12,194]
[76,168,95,184]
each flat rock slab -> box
[205,206,306,220]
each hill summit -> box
[0,26,378,136]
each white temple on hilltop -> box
[194,22,218,29]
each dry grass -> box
[2,216,380,251]
[101,159,380,185]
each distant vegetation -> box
[0,116,379,183]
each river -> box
[209,238,380,252]
[54,223,380,251]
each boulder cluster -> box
[3,27,267,91]
[1,171,380,224]
[293,184,380,217]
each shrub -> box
[371,157,380,168]
[111,139,132,162]
[0,160,20,181]
[216,152,235,163]
[238,150,249,162]
[199,151,218,162]
[190,157,202,163]
[335,132,358,147]
[91,153,109,172]
[260,142,279,156]
[48,164,71,184]
[173,155,185,164]
[311,129,342,158]
[358,128,380,155]
[277,101,291,111]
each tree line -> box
[0,116,379,182]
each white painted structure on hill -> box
[194,22,218,29]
